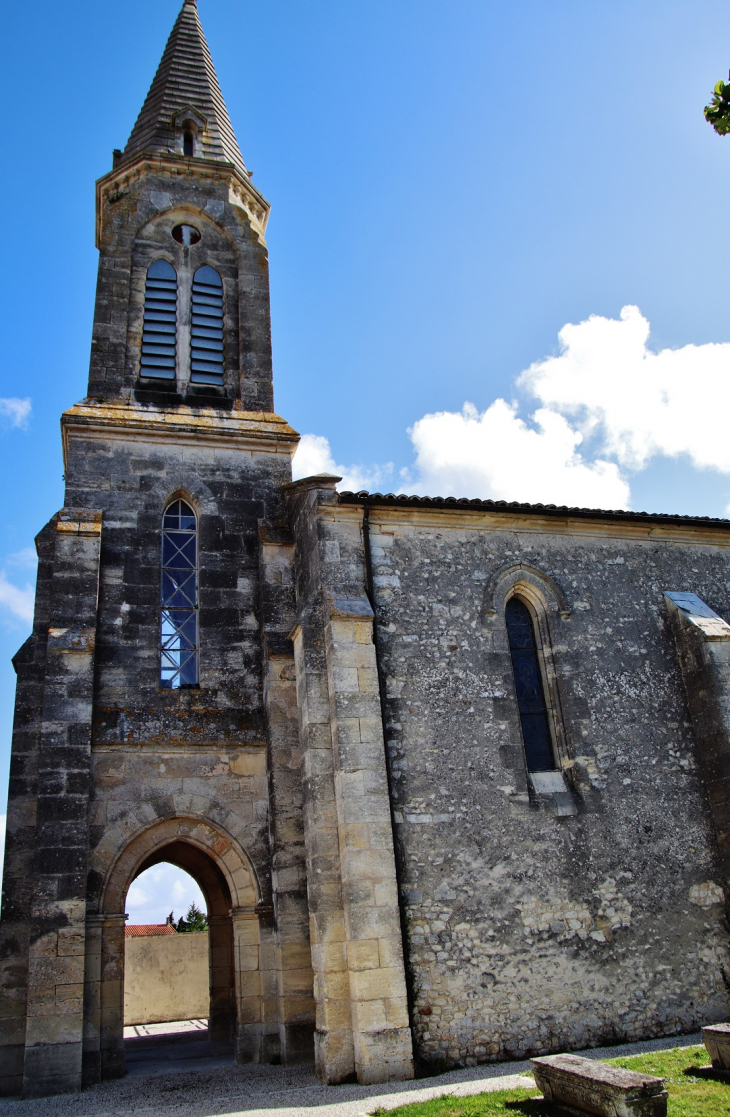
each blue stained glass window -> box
[505,597,555,772]
[161,499,198,688]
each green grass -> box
[370,1044,729,1116]
[608,1045,728,1117]
[370,1090,553,1117]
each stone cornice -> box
[324,501,730,547]
[95,151,270,247]
[61,399,299,468]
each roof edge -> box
[337,490,730,531]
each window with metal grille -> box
[140,259,178,380]
[161,499,198,689]
[190,265,224,386]
[505,596,555,772]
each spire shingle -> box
[122,0,246,176]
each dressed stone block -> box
[702,1022,730,1070]
[531,1054,667,1116]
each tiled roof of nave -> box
[338,490,730,530]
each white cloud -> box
[292,433,393,493]
[0,573,34,625]
[6,548,37,570]
[0,399,31,429]
[406,400,629,507]
[0,549,37,627]
[521,305,730,473]
[126,863,206,927]
[298,305,730,510]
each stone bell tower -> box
[0,0,311,1096]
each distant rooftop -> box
[125,924,177,938]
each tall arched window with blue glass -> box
[505,596,556,772]
[161,500,198,688]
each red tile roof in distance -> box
[125,924,178,937]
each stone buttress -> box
[286,477,414,1085]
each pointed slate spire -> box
[122,0,246,176]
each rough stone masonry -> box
[0,0,729,1099]
[294,483,730,1072]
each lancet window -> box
[190,265,225,386]
[505,596,555,772]
[140,259,178,380]
[160,499,198,688]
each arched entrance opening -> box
[124,862,210,1038]
[128,842,236,1045]
[90,817,263,1081]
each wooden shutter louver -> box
[190,265,224,386]
[141,259,178,380]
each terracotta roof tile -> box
[125,924,178,937]
[338,490,730,529]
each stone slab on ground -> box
[703,1022,730,1070]
[0,1033,701,1117]
[532,1052,667,1116]
[123,1019,209,1040]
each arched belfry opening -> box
[90,818,266,1081]
[129,208,239,406]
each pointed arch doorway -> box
[129,840,236,1044]
[87,818,266,1082]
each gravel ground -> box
[0,1032,703,1117]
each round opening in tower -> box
[172,224,202,246]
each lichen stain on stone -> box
[48,627,96,653]
[690,881,725,908]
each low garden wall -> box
[124,931,209,1025]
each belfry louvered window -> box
[140,260,178,379]
[161,500,198,688]
[505,597,555,772]
[190,265,224,386]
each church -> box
[1,0,730,1098]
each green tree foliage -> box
[175,902,208,933]
[705,75,730,136]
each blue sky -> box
[1,0,730,916]
[127,864,206,928]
